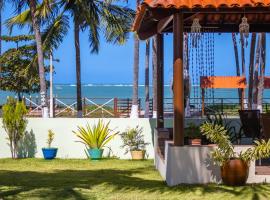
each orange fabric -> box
[200,76,247,88]
[142,0,270,8]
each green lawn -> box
[0,159,269,200]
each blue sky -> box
[1,2,269,84]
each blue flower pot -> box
[87,148,103,160]
[42,148,58,160]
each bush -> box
[2,97,28,158]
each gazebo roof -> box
[133,0,270,39]
[140,0,270,9]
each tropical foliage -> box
[200,122,270,166]
[2,97,28,159]
[184,123,202,139]
[73,120,118,149]
[120,126,149,154]
[7,0,134,117]
[0,35,49,99]
[206,112,239,142]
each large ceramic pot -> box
[221,158,249,186]
[188,139,202,146]
[42,148,58,160]
[131,150,145,160]
[88,148,103,160]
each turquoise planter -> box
[87,148,103,160]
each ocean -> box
[1,84,270,105]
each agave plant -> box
[73,120,118,149]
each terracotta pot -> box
[221,159,249,186]
[131,150,145,160]
[188,139,202,145]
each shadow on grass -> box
[0,166,270,199]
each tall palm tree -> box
[0,0,3,56]
[61,0,133,117]
[248,33,257,109]
[144,39,150,118]
[8,0,64,117]
[252,34,262,108]
[257,33,266,111]
[232,33,241,104]
[8,0,133,118]
[152,36,157,118]
[130,0,140,118]
[27,0,48,117]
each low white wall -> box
[0,118,164,159]
[156,142,270,186]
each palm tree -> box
[152,36,157,118]
[0,0,3,56]
[232,33,241,104]
[130,0,140,118]
[27,0,48,117]
[248,33,257,109]
[257,33,266,111]
[8,0,54,117]
[8,0,134,118]
[252,34,262,108]
[144,39,150,118]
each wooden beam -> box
[173,12,184,146]
[157,34,164,128]
[157,15,173,34]
[202,89,205,116]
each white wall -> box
[0,118,161,159]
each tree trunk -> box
[28,0,48,118]
[152,36,157,118]
[257,33,266,112]
[130,0,140,118]
[0,0,2,76]
[0,0,2,56]
[252,34,262,108]
[240,33,246,76]
[144,39,150,118]
[74,17,83,117]
[232,33,241,104]
[248,33,257,109]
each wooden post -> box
[202,89,205,116]
[114,98,118,117]
[173,12,184,146]
[157,34,164,128]
[83,97,86,117]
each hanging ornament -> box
[191,18,202,48]
[191,18,201,33]
[239,16,249,39]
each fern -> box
[200,122,270,166]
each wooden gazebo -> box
[133,0,270,146]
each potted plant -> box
[42,130,58,160]
[73,120,118,160]
[184,123,202,145]
[200,122,270,186]
[120,126,149,160]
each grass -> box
[0,159,270,200]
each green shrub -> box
[120,126,149,154]
[2,97,28,159]
[200,122,270,166]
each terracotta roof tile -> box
[142,0,270,8]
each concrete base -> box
[154,129,270,186]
